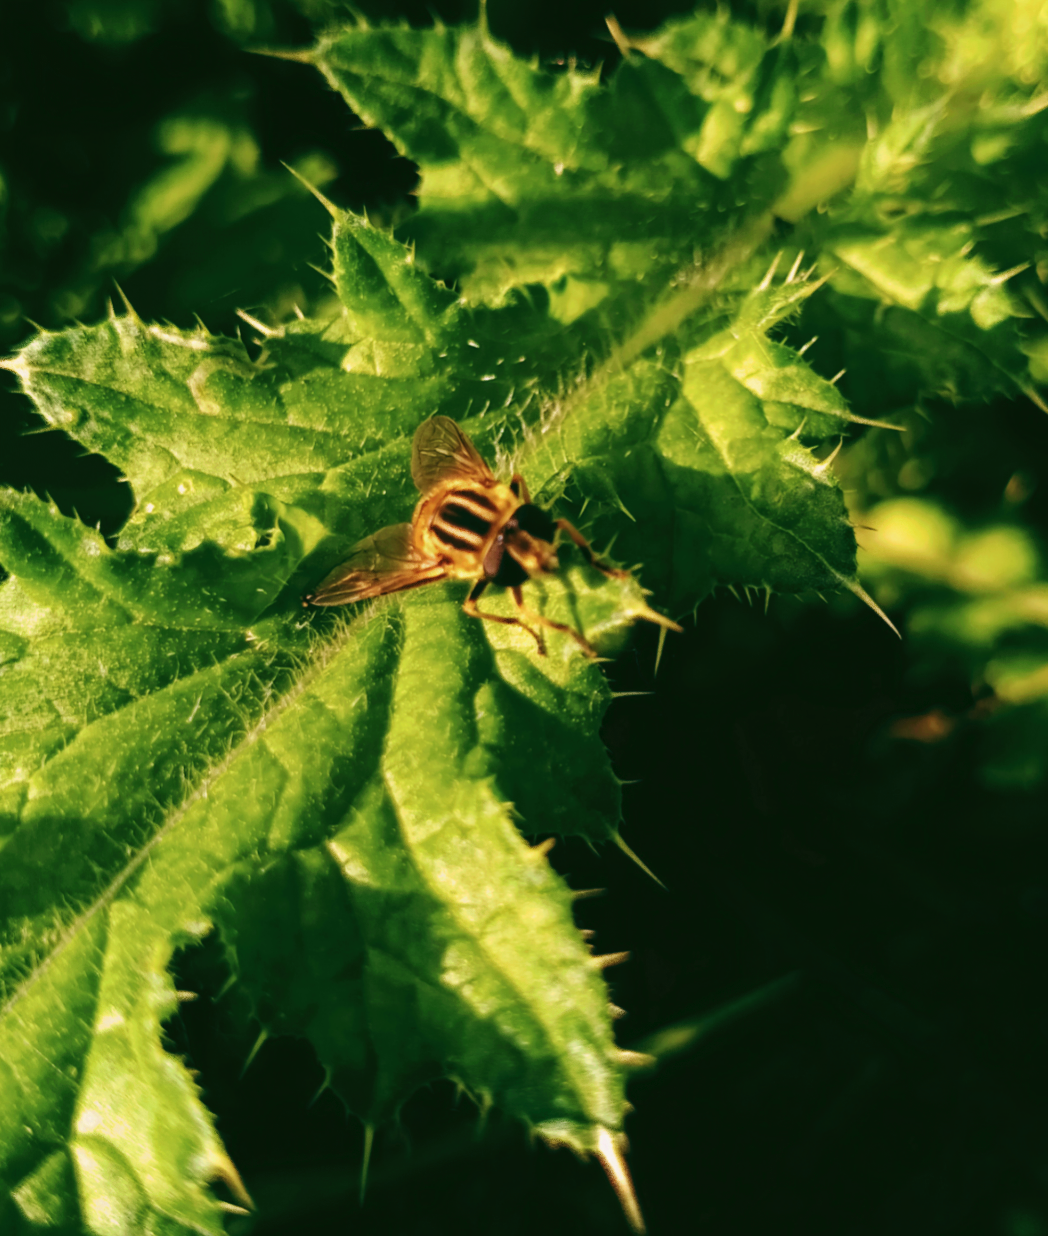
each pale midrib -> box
[520,143,870,456]
[527,210,777,456]
[0,611,368,1023]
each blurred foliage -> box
[3,1,1048,1235]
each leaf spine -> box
[989,261,1030,286]
[813,438,844,473]
[282,160,338,215]
[240,1027,268,1078]
[833,572,901,638]
[247,45,316,63]
[605,15,633,58]
[654,624,668,676]
[590,950,630,971]
[757,251,783,290]
[208,1152,253,1209]
[616,1049,656,1069]
[1021,383,1048,414]
[612,832,665,889]
[112,282,142,323]
[594,1127,645,1234]
[360,1124,375,1204]
[236,309,278,338]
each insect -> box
[305,416,679,656]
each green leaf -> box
[310,17,723,304]
[0,481,642,1230]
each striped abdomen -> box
[430,487,503,553]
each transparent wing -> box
[305,523,447,606]
[411,416,494,493]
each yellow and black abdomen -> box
[429,487,503,554]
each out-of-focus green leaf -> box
[859,496,1048,790]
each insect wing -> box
[306,523,446,606]
[411,416,494,494]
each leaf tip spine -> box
[246,44,316,64]
[282,159,339,216]
[612,832,666,888]
[360,1124,375,1205]
[594,1127,646,1234]
[835,573,901,638]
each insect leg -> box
[554,519,629,580]
[509,472,532,502]
[511,587,598,659]
[463,580,547,655]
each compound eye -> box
[482,535,505,580]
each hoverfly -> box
[305,416,679,656]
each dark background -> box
[3,2,1048,1234]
